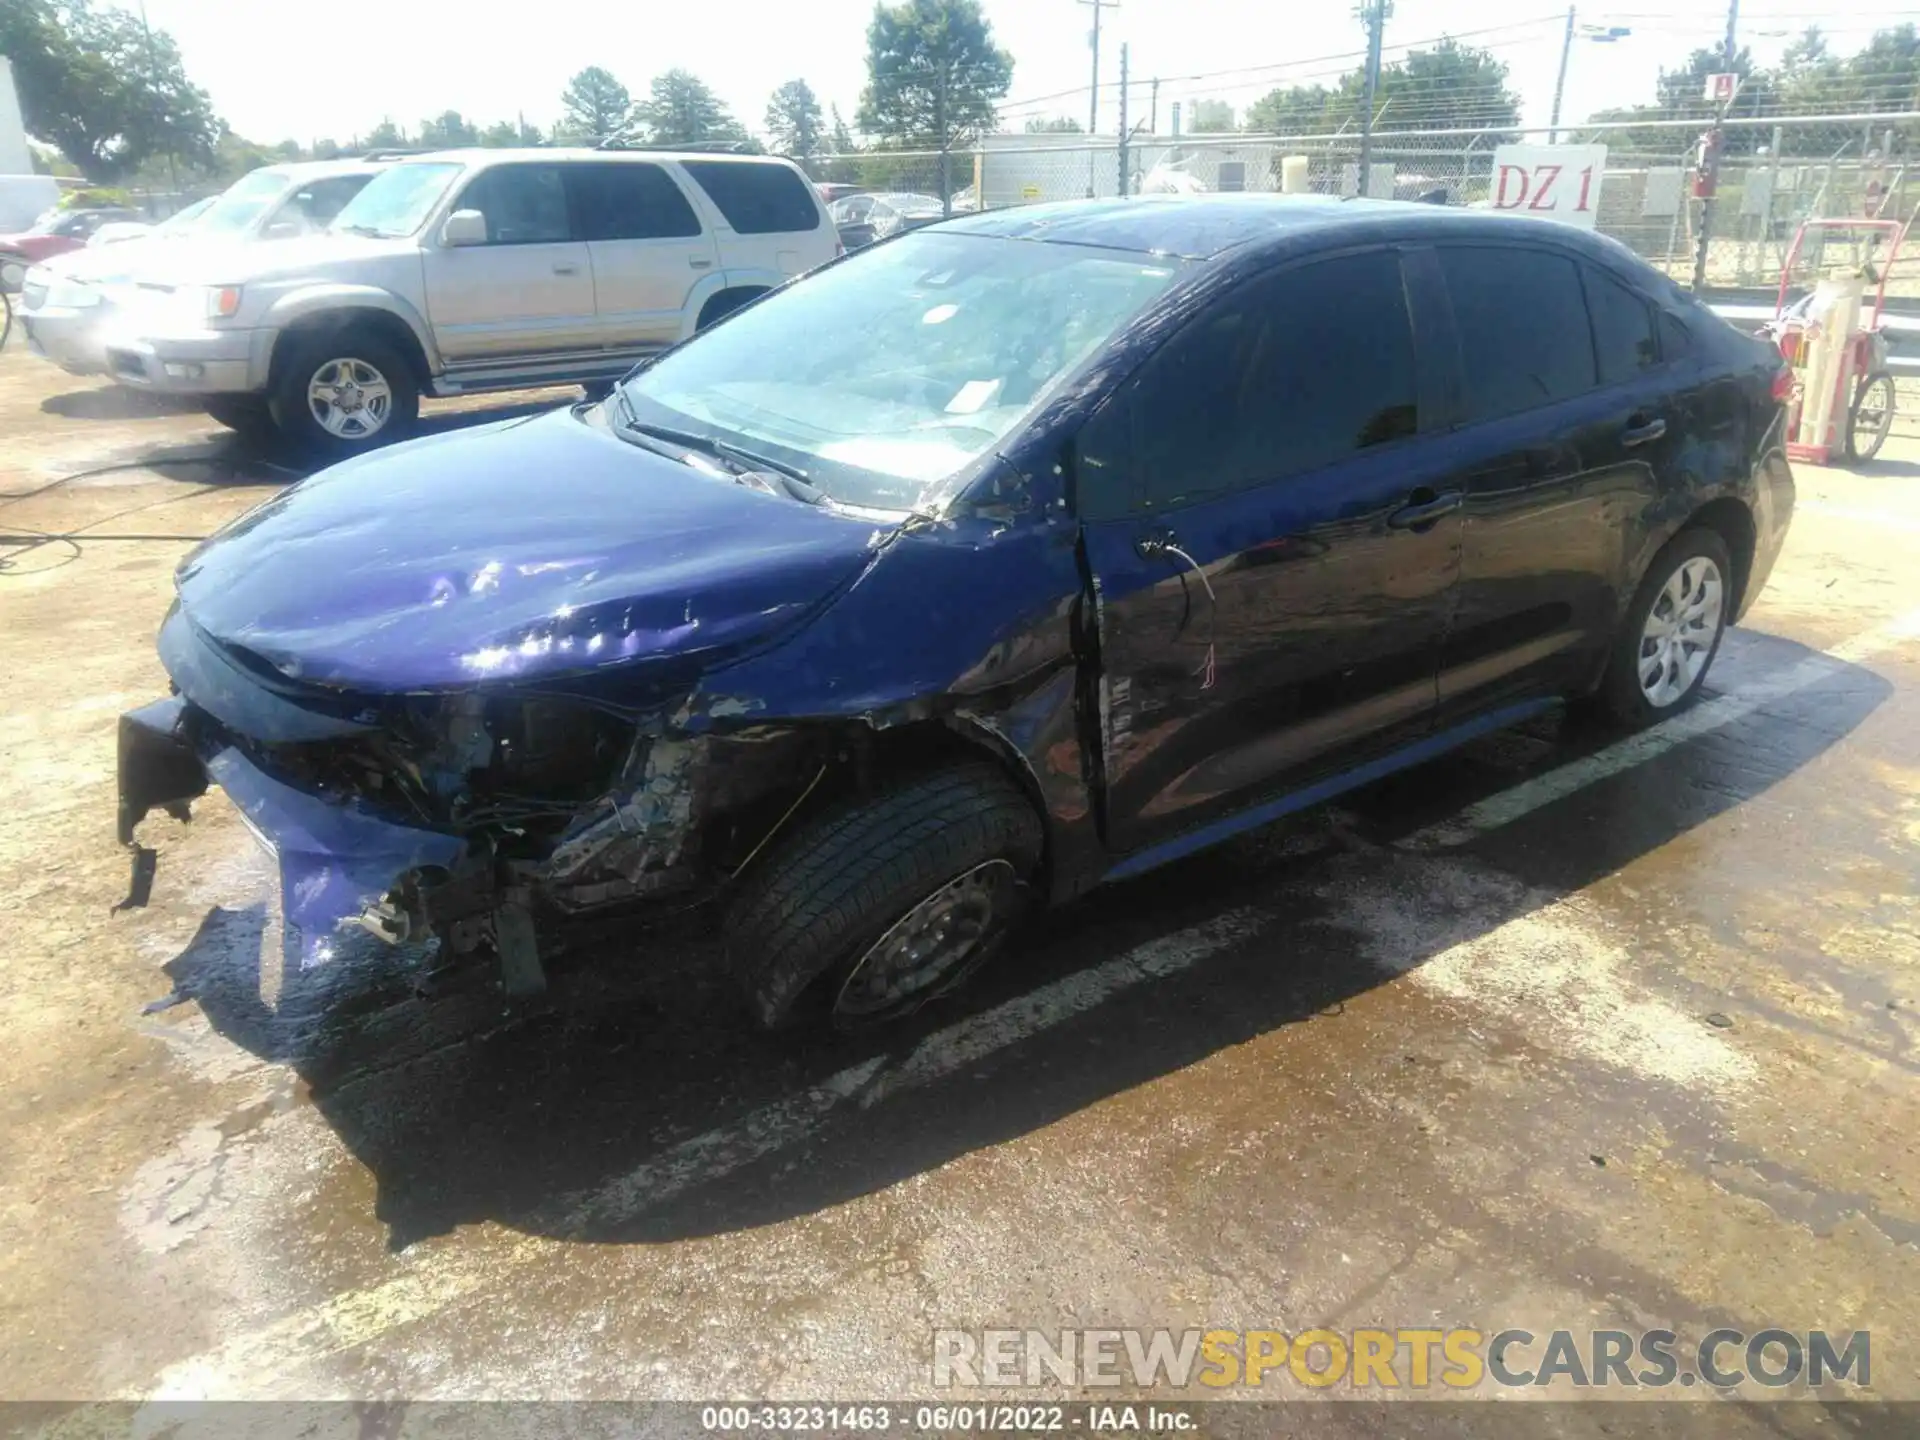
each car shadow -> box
[163,630,1893,1251]
[40,386,205,421]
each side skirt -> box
[1100,697,1560,884]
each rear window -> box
[1439,245,1597,423]
[680,161,821,235]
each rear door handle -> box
[689,257,714,270]
[1387,490,1463,530]
[552,262,580,275]
[1622,416,1668,448]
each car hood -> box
[173,408,891,693]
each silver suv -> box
[89,148,838,452]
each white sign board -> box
[1489,145,1608,230]
[1705,72,1740,104]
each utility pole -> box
[1118,43,1130,197]
[1150,77,1160,136]
[1690,0,1740,293]
[1079,0,1116,196]
[1550,6,1575,143]
[1357,0,1386,187]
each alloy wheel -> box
[306,357,394,441]
[1638,555,1724,708]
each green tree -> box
[1187,99,1235,132]
[765,78,825,160]
[559,65,633,142]
[857,0,1012,203]
[364,118,408,149]
[312,137,342,160]
[1023,114,1083,133]
[418,110,479,148]
[0,0,219,181]
[634,69,750,148]
[1368,37,1520,132]
[1243,84,1339,136]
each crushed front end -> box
[117,606,825,994]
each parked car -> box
[74,148,835,451]
[116,195,1793,1034]
[829,191,948,249]
[18,161,394,377]
[87,195,218,248]
[814,182,866,207]
[0,206,142,291]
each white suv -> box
[89,148,838,452]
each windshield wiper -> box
[610,407,828,503]
[334,223,385,238]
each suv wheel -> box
[271,332,419,455]
[726,763,1043,1033]
[1596,527,1732,728]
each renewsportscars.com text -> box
[932,1327,1870,1391]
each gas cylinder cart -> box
[1763,214,1909,466]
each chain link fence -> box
[810,113,1919,294]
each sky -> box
[136,0,1919,150]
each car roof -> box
[937,192,1627,264]
[404,147,802,167]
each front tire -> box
[269,331,419,456]
[726,763,1043,1033]
[1596,527,1732,729]
[202,394,274,437]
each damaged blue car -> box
[118,195,1794,1030]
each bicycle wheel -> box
[1847,370,1895,465]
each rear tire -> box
[269,330,419,457]
[726,763,1043,1033]
[1595,527,1732,729]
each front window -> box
[329,162,463,239]
[618,231,1182,512]
[195,169,295,238]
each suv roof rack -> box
[359,149,427,161]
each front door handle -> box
[1387,489,1463,530]
[1135,526,1177,560]
[552,262,580,275]
[1622,415,1668,448]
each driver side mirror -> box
[440,209,487,247]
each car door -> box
[565,161,717,353]
[1078,246,1463,857]
[422,162,597,363]
[1426,243,1676,721]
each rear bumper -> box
[1739,446,1796,622]
[117,696,467,961]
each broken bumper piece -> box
[115,696,468,964]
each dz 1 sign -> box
[1488,145,1608,230]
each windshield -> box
[329,162,462,238]
[619,231,1181,511]
[196,169,293,238]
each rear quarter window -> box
[680,161,822,235]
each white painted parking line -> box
[1399,608,1920,852]
[147,910,1264,1400]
